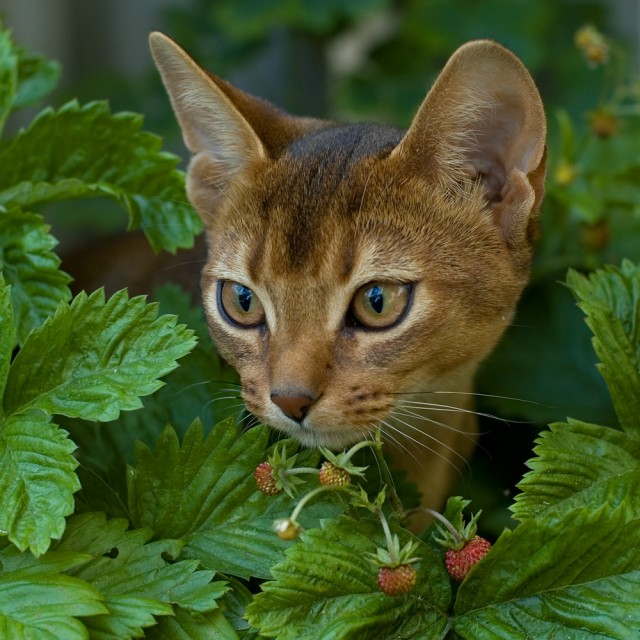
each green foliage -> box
[247,516,449,639]
[2,12,640,640]
[0,19,201,345]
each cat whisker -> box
[378,416,467,484]
[377,419,424,467]
[396,399,512,428]
[386,410,472,472]
[392,404,492,459]
[398,389,541,406]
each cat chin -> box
[271,422,364,452]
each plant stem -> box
[371,429,405,520]
[286,467,320,476]
[342,438,377,462]
[424,508,462,546]
[289,485,359,522]
[376,507,397,564]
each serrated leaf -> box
[146,607,241,640]
[0,207,72,343]
[454,502,640,639]
[0,412,79,555]
[0,24,17,135]
[566,260,640,435]
[247,516,450,640]
[56,513,227,640]
[0,543,107,640]
[67,284,240,488]
[513,419,640,520]
[4,288,196,421]
[128,420,337,580]
[0,100,201,253]
[0,275,14,396]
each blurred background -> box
[2,0,637,137]
[2,0,640,532]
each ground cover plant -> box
[1,19,639,639]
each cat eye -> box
[218,280,265,327]
[349,282,412,329]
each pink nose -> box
[270,392,315,422]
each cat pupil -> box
[236,285,253,312]
[368,286,384,314]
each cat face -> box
[150,34,546,451]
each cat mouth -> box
[266,416,369,451]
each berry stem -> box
[341,438,377,462]
[372,429,405,520]
[424,508,462,547]
[376,507,398,565]
[289,485,360,522]
[284,467,320,476]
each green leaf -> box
[566,260,640,435]
[13,43,60,110]
[454,502,640,639]
[0,275,14,398]
[0,207,72,344]
[217,577,260,639]
[57,513,227,639]
[4,289,196,421]
[0,412,79,555]
[0,100,201,253]
[0,545,107,640]
[513,419,640,520]
[146,607,241,640]
[246,516,450,640]
[66,284,240,488]
[0,24,17,135]
[128,420,335,580]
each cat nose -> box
[270,391,316,423]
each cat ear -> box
[149,32,326,172]
[390,40,546,246]
[149,31,267,177]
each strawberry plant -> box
[2,18,640,640]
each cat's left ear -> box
[390,40,546,248]
[149,32,326,219]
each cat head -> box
[150,33,546,449]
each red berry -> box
[377,564,417,596]
[319,461,351,486]
[254,462,281,496]
[444,535,492,581]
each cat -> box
[149,32,546,530]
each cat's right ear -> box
[149,32,267,180]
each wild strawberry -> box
[318,446,368,487]
[377,564,417,596]
[444,535,492,581]
[319,461,351,486]
[254,462,281,496]
[368,530,420,597]
[431,507,492,582]
[273,518,301,540]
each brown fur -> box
[149,32,546,530]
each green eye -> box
[219,281,265,327]
[350,282,411,328]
